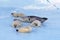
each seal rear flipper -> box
[41,17,48,23]
[42,17,48,20]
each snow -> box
[0,0,60,40]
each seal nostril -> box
[16,29,18,32]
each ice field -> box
[0,0,60,40]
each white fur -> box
[11,12,25,17]
[12,20,22,28]
[18,26,32,33]
[31,20,41,27]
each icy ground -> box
[0,0,60,40]
[0,7,60,40]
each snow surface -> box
[0,0,60,40]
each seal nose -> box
[16,29,18,32]
[11,13,14,15]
